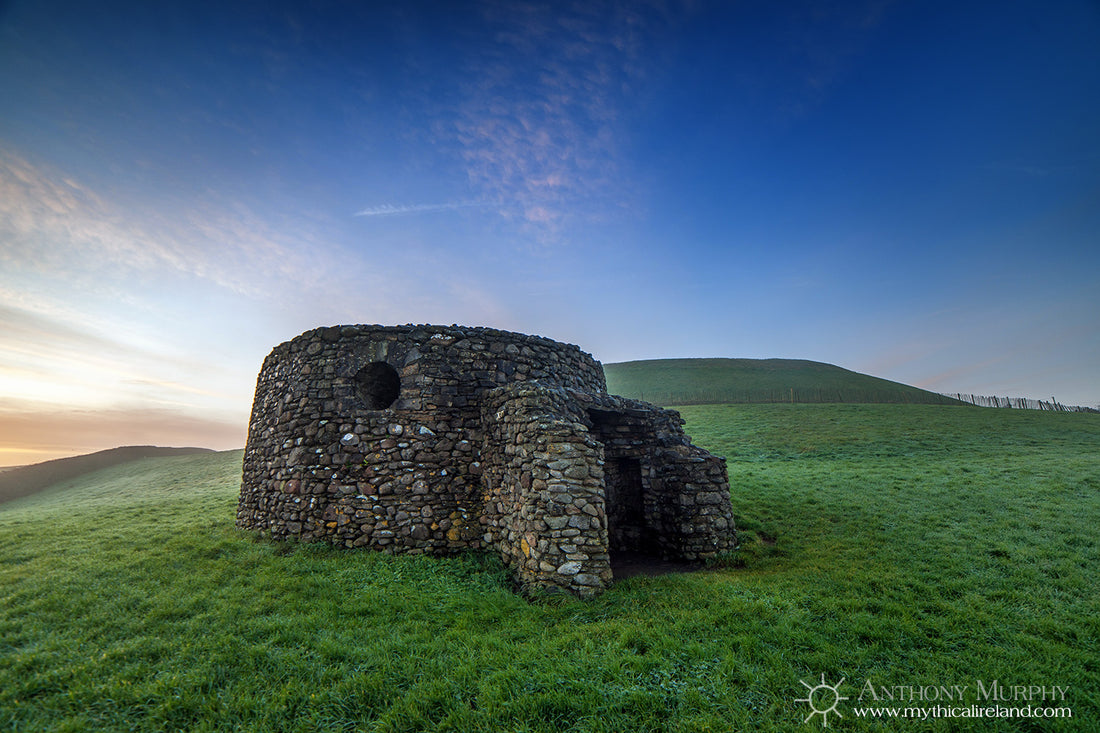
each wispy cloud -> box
[0,301,133,358]
[440,1,678,241]
[0,150,350,428]
[0,147,325,298]
[0,146,525,336]
[354,201,491,217]
[0,297,248,415]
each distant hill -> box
[0,446,215,505]
[603,358,967,407]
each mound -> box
[603,358,966,407]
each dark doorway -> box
[604,457,654,553]
[587,407,683,576]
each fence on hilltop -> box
[942,393,1098,413]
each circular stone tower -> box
[237,324,606,552]
[238,324,735,596]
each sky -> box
[1,0,1097,466]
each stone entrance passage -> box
[604,456,649,553]
[586,406,660,559]
[238,324,736,597]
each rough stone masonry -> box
[237,324,736,596]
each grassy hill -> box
[1,406,1096,731]
[603,358,966,406]
[0,445,214,505]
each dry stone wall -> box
[480,384,612,594]
[238,324,735,596]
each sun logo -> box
[796,673,849,727]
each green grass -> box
[2,406,1098,731]
[604,358,966,406]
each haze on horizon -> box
[1,0,1098,467]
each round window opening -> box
[355,361,401,410]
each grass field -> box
[604,358,966,406]
[1,405,1097,731]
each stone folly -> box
[237,325,736,596]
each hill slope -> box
[0,445,215,505]
[603,358,966,406]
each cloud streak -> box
[0,147,327,298]
[0,297,251,419]
[353,201,491,217]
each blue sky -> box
[1,0,1097,465]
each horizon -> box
[1,351,1093,469]
[2,0,1098,466]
